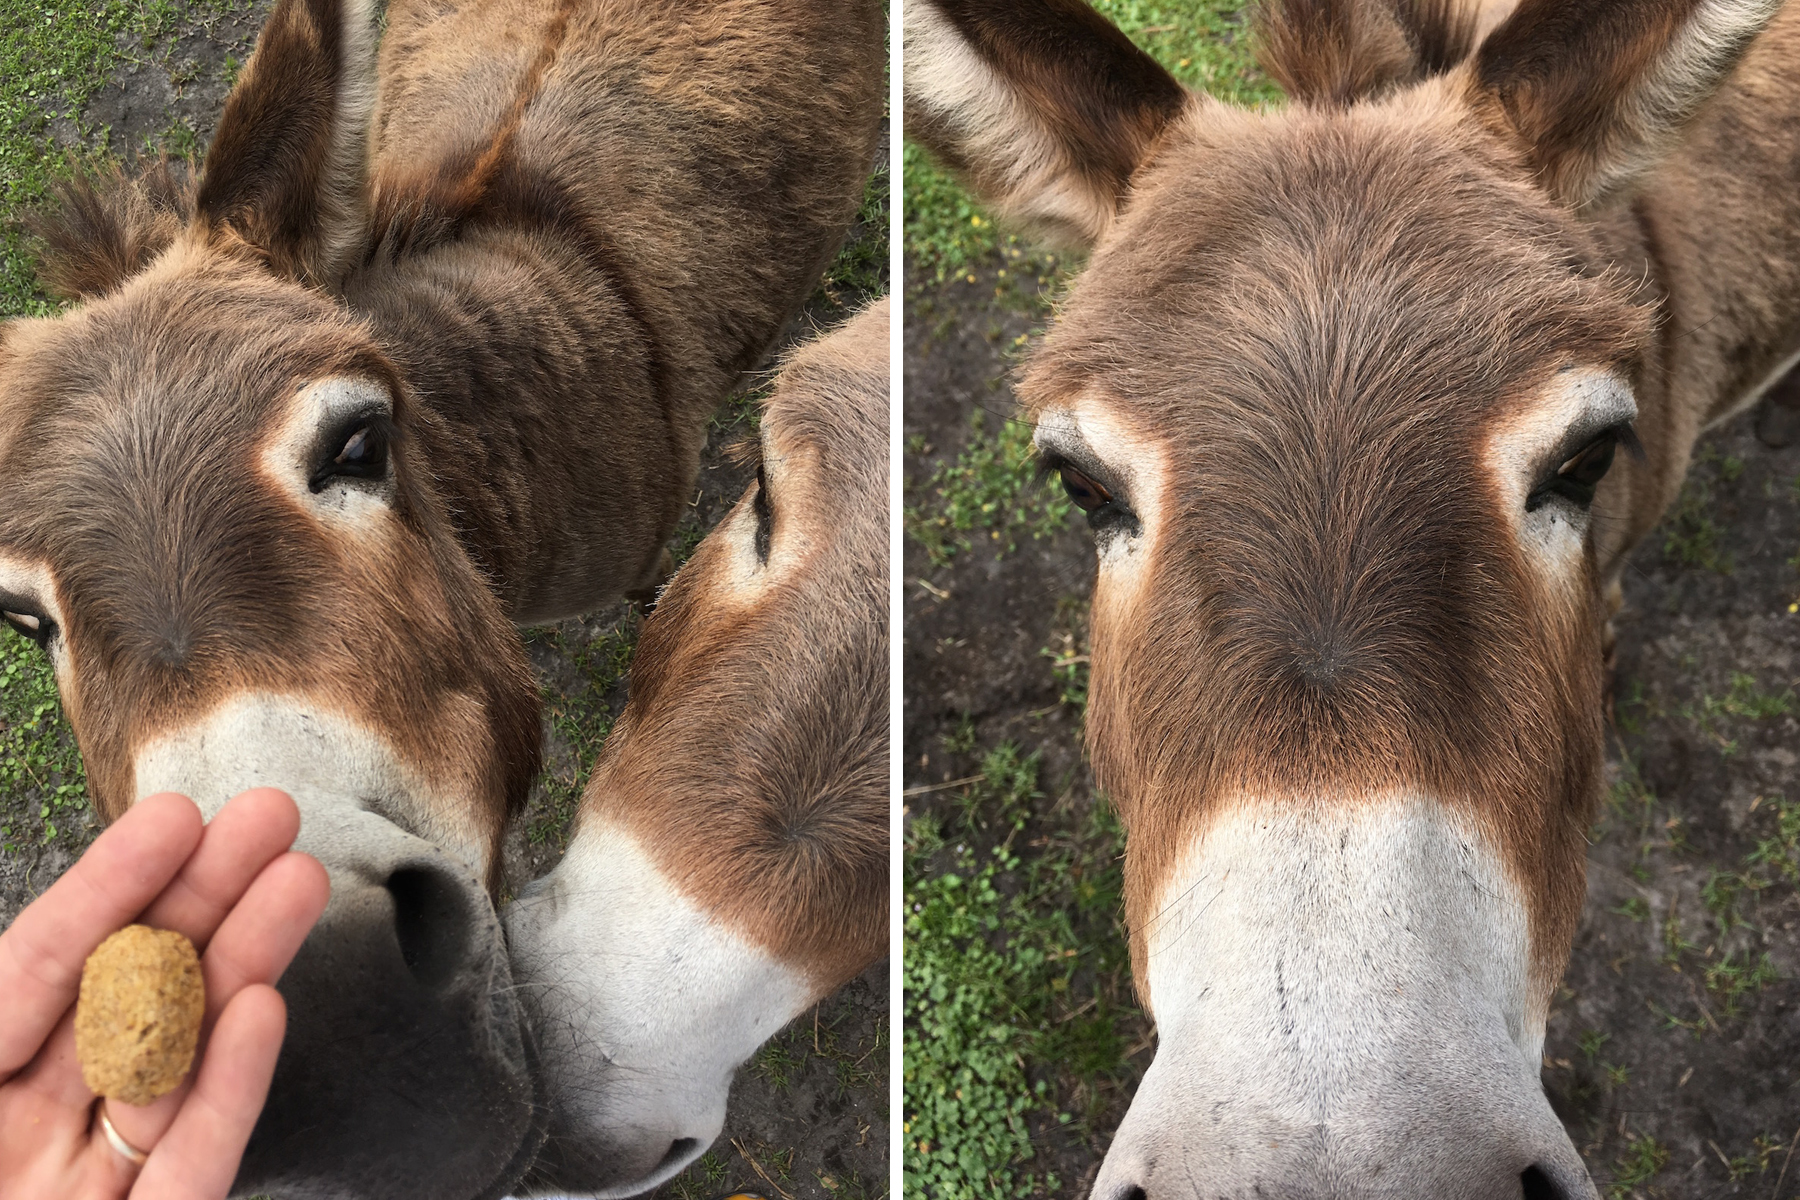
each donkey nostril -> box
[1521,1165,1569,1200]
[385,866,470,991]
[657,1138,701,1172]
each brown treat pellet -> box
[74,925,205,1105]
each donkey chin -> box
[1092,794,1592,1200]
[502,825,815,1198]
[133,693,544,1200]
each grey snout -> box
[1090,1042,1598,1200]
[234,810,542,1200]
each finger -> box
[195,851,330,1016]
[130,985,286,1200]
[9,1008,102,1118]
[0,794,202,1078]
[138,789,301,952]
[106,850,328,1152]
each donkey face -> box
[908,0,1781,1194]
[0,2,543,1195]
[505,299,889,1198]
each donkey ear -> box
[904,0,1188,248]
[1468,0,1782,210]
[194,0,378,285]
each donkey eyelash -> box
[309,411,395,493]
[753,461,773,563]
[1034,448,1121,497]
[1037,449,1141,538]
[1525,420,1641,513]
[0,596,54,648]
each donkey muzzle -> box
[132,696,539,1200]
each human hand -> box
[0,789,329,1199]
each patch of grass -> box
[1696,797,1800,932]
[941,713,977,757]
[1717,671,1795,719]
[752,1033,807,1092]
[1040,635,1090,716]
[905,407,1072,566]
[1745,795,1800,886]
[1661,893,1698,967]
[1662,799,1798,1022]
[904,0,1279,286]
[1609,896,1649,922]
[1728,1134,1787,1180]
[524,617,641,848]
[1662,478,1728,571]
[817,1168,880,1200]
[1703,950,1780,1019]
[1607,1133,1669,1200]
[664,1151,732,1200]
[1681,670,1795,757]
[1661,447,1739,574]
[904,748,1135,1200]
[819,162,891,308]
[1039,597,1091,716]
[0,628,91,852]
[949,742,1041,833]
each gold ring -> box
[98,1102,150,1166]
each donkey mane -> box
[27,160,195,302]
[1255,0,1479,106]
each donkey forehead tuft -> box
[1,268,390,431]
[1024,96,1652,416]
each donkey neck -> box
[340,225,688,623]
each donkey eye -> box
[310,418,391,492]
[1526,423,1637,512]
[1058,465,1114,512]
[2,608,53,648]
[753,462,773,563]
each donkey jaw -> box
[1100,794,1594,1200]
[504,822,815,1198]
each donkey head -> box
[0,2,543,1195]
[504,299,890,1198]
[909,0,1781,1194]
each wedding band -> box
[98,1103,150,1166]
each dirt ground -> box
[0,3,888,1198]
[903,259,1800,1199]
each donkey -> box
[505,297,890,1197]
[907,0,1800,1194]
[0,0,881,1193]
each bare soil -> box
[903,260,1800,1199]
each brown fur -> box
[905,0,1187,244]
[27,161,194,302]
[1470,0,1782,208]
[1020,98,1649,997]
[1256,0,1479,105]
[908,0,1800,1014]
[0,0,882,881]
[0,261,542,885]
[579,300,890,990]
[913,0,1186,195]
